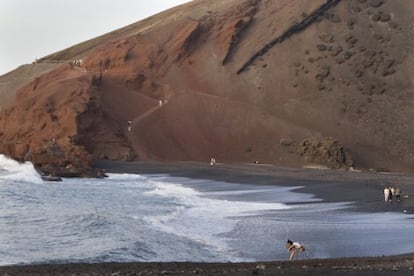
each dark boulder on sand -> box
[1,0,414,174]
[297,137,353,169]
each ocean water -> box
[1,154,414,266]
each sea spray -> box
[0,154,42,184]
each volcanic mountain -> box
[1,0,414,175]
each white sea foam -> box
[0,154,42,184]
[144,181,201,197]
[106,173,146,181]
[142,178,290,261]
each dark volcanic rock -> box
[296,138,354,169]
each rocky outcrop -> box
[214,0,258,65]
[0,63,105,176]
[296,138,353,169]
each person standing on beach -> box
[395,187,401,203]
[390,187,394,201]
[384,187,390,202]
[210,157,216,166]
[286,239,305,261]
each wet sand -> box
[2,161,414,275]
[95,161,414,214]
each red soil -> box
[1,0,414,174]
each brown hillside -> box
[1,0,414,175]
[0,63,58,109]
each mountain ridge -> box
[1,0,414,176]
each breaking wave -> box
[0,154,42,184]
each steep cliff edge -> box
[1,0,414,175]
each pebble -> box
[256,264,266,270]
[193,268,202,274]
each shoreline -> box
[3,161,414,275]
[95,160,414,214]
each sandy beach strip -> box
[1,254,414,275]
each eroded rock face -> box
[296,138,353,169]
[0,64,103,176]
[1,0,414,173]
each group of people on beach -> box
[383,186,401,203]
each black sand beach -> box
[96,161,414,214]
[2,161,414,275]
[1,255,414,275]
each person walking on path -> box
[127,120,132,132]
[384,187,390,202]
[286,239,305,261]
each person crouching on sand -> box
[286,239,305,261]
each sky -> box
[0,0,191,75]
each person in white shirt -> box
[286,239,305,261]
[384,187,390,202]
